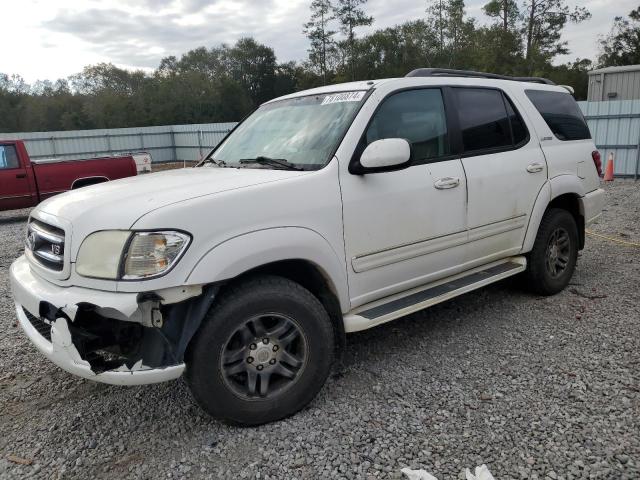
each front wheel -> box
[524,208,579,296]
[185,275,335,426]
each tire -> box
[524,208,579,296]
[185,275,335,426]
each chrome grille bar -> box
[26,219,66,272]
[29,222,64,244]
[33,249,64,264]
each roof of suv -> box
[268,75,569,104]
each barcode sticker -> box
[321,91,366,105]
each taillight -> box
[592,151,602,176]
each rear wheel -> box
[185,275,334,426]
[525,208,579,295]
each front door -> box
[340,88,468,308]
[452,87,548,264]
[0,144,34,211]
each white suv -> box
[10,69,605,425]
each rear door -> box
[453,87,547,264]
[0,143,34,211]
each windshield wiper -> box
[239,156,303,171]
[202,157,228,167]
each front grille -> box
[26,219,65,272]
[23,308,52,342]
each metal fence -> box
[0,123,237,164]
[578,100,640,178]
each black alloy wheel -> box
[220,313,307,399]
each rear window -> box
[0,144,20,170]
[525,90,591,141]
[454,88,527,153]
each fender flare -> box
[549,174,586,200]
[185,227,350,312]
[522,175,585,252]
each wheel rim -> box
[545,227,571,278]
[220,313,307,400]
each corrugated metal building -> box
[578,100,640,178]
[588,65,640,102]
[0,122,237,163]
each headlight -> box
[122,231,190,279]
[76,231,130,279]
[76,230,190,280]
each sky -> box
[1,0,637,83]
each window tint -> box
[365,89,449,161]
[505,97,528,145]
[525,90,591,141]
[454,88,511,152]
[0,145,19,170]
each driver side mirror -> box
[357,138,411,173]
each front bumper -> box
[9,255,185,386]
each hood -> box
[36,166,307,233]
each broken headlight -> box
[76,230,190,280]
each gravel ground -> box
[0,181,638,480]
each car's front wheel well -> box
[547,193,585,250]
[218,260,346,363]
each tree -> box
[226,38,278,106]
[445,0,475,66]
[0,3,605,134]
[333,0,373,80]
[303,0,337,84]
[598,7,640,67]
[351,21,440,79]
[425,0,476,68]
[522,0,591,73]
[476,1,522,75]
[483,0,519,32]
[427,0,447,54]
[543,58,592,100]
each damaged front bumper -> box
[10,255,213,386]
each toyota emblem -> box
[26,231,36,250]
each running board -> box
[343,257,527,333]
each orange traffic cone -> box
[603,153,614,181]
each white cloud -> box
[0,0,636,83]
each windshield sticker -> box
[321,91,366,105]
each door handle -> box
[526,163,544,173]
[16,173,27,179]
[434,177,460,189]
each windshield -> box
[204,91,368,170]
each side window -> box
[365,89,450,162]
[525,90,591,141]
[454,88,512,152]
[0,145,20,170]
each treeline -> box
[1,1,638,133]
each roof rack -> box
[405,68,556,86]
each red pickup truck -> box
[0,140,151,212]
